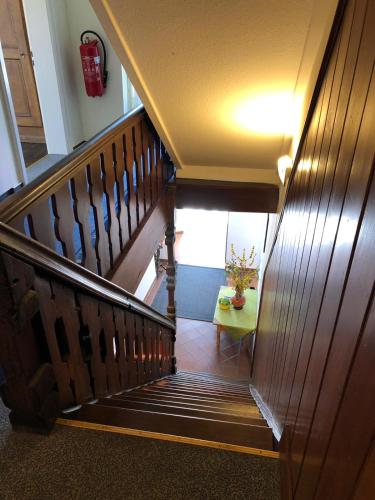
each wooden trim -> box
[176,178,279,213]
[56,417,280,459]
[0,105,145,222]
[0,221,175,330]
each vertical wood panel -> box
[252,1,375,497]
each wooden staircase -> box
[67,370,275,451]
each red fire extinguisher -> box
[79,30,108,97]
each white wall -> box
[0,44,26,195]
[23,0,126,155]
[226,213,268,269]
[134,257,156,301]
[64,0,124,140]
[23,0,71,154]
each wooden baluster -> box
[124,129,138,236]
[149,133,158,203]
[86,157,111,276]
[101,144,121,266]
[141,119,152,212]
[125,311,137,387]
[113,136,131,250]
[51,185,76,261]
[98,301,121,394]
[155,324,161,378]
[27,199,56,250]
[33,276,75,408]
[133,122,145,222]
[52,281,92,404]
[70,171,98,273]
[157,139,165,193]
[134,314,145,385]
[78,294,108,398]
[143,319,152,382]
[113,306,129,391]
[150,322,158,379]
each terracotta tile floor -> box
[175,317,251,382]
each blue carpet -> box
[152,264,226,322]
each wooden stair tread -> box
[140,386,253,403]
[160,379,250,396]
[101,397,268,426]
[74,403,273,450]
[117,392,262,416]
[176,371,249,386]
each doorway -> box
[0,0,46,167]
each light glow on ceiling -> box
[225,91,302,137]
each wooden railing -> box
[0,223,176,429]
[0,105,172,278]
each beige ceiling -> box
[91,0,338,183]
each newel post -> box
[0,250,58,432]
[165,185,177,372]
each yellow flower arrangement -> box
[225,245,258,299]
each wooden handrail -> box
[0,222,175,330]
[0,105,144,222]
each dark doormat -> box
[152,264,226,322]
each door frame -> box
[0,41,27,190]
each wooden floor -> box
[175,317,251,381]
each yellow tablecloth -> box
[213,286,258,340]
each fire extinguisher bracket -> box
[80,30,108,97]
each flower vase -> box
[231,293,246,310]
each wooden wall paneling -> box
[124,128,138,236]
[78,294,108,398]
[275,27,346,426]
[70,170,98,273]
[98,301,121,395]
[267,91,325,415]
[101,143,121,267]
[353,439,375,500]
[289,3,374,487]
[133,121,145,222]
[282,0,363,436]
[33,276,75,408]
[295,76,375,497]
[313,263,375,499]
[113,136,131,251]
[86,156,111,276]
[51,184,76,262]
[252,0,375,497]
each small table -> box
[213,286,258,349]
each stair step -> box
[161,378,250,396]
[102,397,268,426]
[141,385,253,403]
[74,403,273,450]
[176,370,249,386]
[120,392,261,416]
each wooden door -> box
[0,0,45,142]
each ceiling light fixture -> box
[277,155,293,184]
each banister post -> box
[165,184,177,373]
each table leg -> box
[216,325,221,349]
